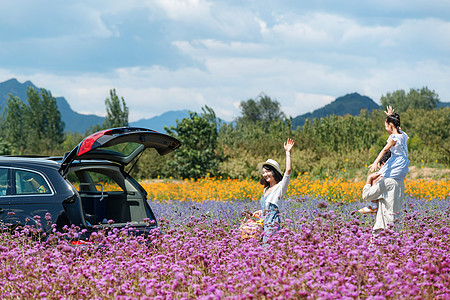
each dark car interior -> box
[67,166,149,226]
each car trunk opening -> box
[67,165,157,229]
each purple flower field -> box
[1,197,449,299]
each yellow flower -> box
[138,175,449,203]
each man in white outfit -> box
[362,172,404,231]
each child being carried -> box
[359,106,409,214]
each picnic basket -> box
[239,216,264,240]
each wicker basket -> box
[239,217,264,240]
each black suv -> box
[0,127,181,236]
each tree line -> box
[136,87,449,179]
[0,86,448,179]
[0,88,128,156]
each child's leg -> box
[358,199,379,214]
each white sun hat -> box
[257,159,282,176]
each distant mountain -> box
[438,101,450,108]
[292,93,381,128]
[54,97,104,133]
[0,78,34,103]
[0,78,104,133]
[130,110,190,133]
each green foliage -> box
[65,89,130,149]
[296,111,380,154]
[220,119,292,155]
[128,149,176,180]
[2,95,28,152]
[0,86,448,179]
[166,106,223,179]
[238,94,285,126]
[407,135,423,152]
[27,88,65,149]
[103,89,129,128]
[380,87,439,112]
[218,106,449,179]
[407,87,440,110]
[0,138,12,155]
[2,88,65,154]
[0,87,131,156]
[61,131,84,154]
[402,108,450,164]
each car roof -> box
[0,156,121,167]
[0,156,61,170]
[67,159,121,167]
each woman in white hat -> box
[254,138,295,244]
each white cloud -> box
[151,0,212,21]
[262,13,350,45]
[286,93,336,116]
[174,39,268,58]
[2,42,449,124]
[1,0,450,125]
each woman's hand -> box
[252,210,263,219]
[384,105,394,116]
[284,138,295,152]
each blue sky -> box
[0,0,449,122]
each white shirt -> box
[388,131,409,158]
[262,173,290,209]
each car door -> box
[8,167,58,229]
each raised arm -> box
[384,105,394,116]
[284,138,295,175]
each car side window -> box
[0,168,7,196]
[15,170,52,195]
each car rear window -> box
[98,142,142,157]
[15,170,52,195]
[68,170,124,193]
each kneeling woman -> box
[254,138,294,244]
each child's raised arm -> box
[369,138,396,172]
[384,105,394,116]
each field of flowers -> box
[141,175,450,203]
[1,177,449,299]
